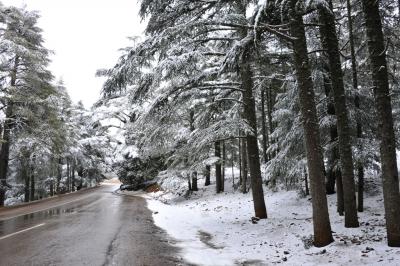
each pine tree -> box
[285,0,334,247]
[361,0,400,247]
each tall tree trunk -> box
[267,87,274,159]
[346,0,365,213]
[240,51,268,219]
[323,62,339,195]
[241,138,248,193]
[361,0,400,247]
[215,141,222,193]
[288,1,333,246]
[261,88,269,163]
[318,2,359,227]
[205,165,211,186]
[0,56,18,206]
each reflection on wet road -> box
[0,185,184,266]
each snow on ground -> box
[125,171,400,266]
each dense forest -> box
[0,4,113,206]
[1,0,400,252]
[98,0,400,249]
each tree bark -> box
[336,171,344,216]
[241,138,248,193]
[57,157,62,194]
[361,0,400,247]
[261,88,269,163]
[346,0,365,213]
[0,56,19,206]
[323,62,338,195]
[23,161,30,202]
[30,165,35,201]
[221,141,225,192]
[188,110,198,191]
[240,50,268,219]
[204,165,211,186]
[232,1,267,218]
[357,167,364,212]
[318,2,359,227]
[267,87,274,159]
[71,162,75,192]
[288,1,333,246]
[192,171,198,191]
[304,167,309,196]
[187,173,192,191]
[238,137,242,186]
[215,141,222,193]
[66,159,70,192]
[231,144,235,187]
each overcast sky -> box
[1,0,145,108]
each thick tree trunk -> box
[346,0,365,213]
[215,141,222,193]
[336,171,344,216]
[361,0,400,247]
[261,88,269,163]
[204,165,211,186]
[240,51,267,219]
[318,2,359,227]
[357,167,364,212]
[240,138,248,193]
[288,1,333,246]
[323,62,338,195]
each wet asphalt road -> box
[0,185,185,266]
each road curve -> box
[0,185,187,266]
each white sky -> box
[1,0,145,108]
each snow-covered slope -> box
[134,174,400,266]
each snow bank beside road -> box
[141,178,400,266]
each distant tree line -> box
[0,4,109,206]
